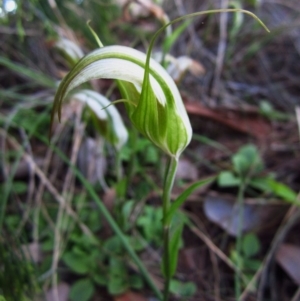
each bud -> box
[52,45,192,159]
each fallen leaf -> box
[276,244,300,285]
[203,196,285,236]
[184,97,271,140]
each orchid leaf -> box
[165,177,215,224]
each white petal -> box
[67,57,167,107]
[55,38,84,61]
[72,90,128,149]
[72,90,108,120]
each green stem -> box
[235,180,246,301]
[162,157,178,301]
[142,9,269,93]
[125,128,138,194]
[115,150,122,184]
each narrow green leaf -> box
[249,177,270,191]
[165,177,215,223]
[0,56,55,88]
[87,20,104,48]
[251,177,299,205]
[229,1,244,38]
[267,179,298,203]
[162,20,192,54]
[169,221,184,277]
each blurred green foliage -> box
[0,236,37,301]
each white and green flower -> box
[53,45,192,159]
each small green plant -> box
[57,200,189,301]
[136,205,164,247]
[62,234,144,301]
[218,144,299,300]
[259,100,291,121]
[231,232,261,290]
[169,279,197,299]
[51,9,269,301]
[218,144,298,205]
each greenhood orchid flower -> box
[52,45,192,160]
[72,89,128,150]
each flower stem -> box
[162,157,178,301]
[235,180,246,301]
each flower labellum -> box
[52,45,192,159]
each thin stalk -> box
[125,128,138,193]
[162,157,178,301]
[115,150,123,183]
[143,9,269,94]
[235,180,246,301]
